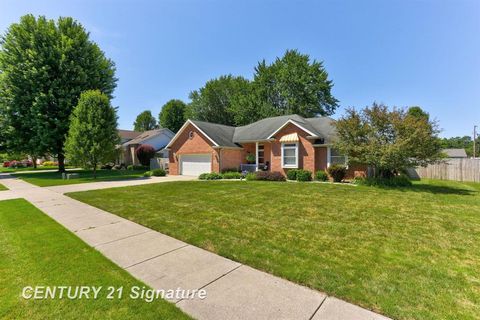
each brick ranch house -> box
[166,114,366,178]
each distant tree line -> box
[438,136,478,157]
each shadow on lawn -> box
[403,184,477,196]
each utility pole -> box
[474,125,478,159]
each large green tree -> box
[133,110,157,132]
[252,49,338,119]
[334,103,443,178]
[188,75,251,126]
[64,90,119,178]
[159,99,187,133]
[0,15,116,172]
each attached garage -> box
[180,154,212,176]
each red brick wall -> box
[314,147,328,171]
[270,123,315,175]
[220,149,244,172]
[168,123,218,175]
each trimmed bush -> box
[222,171,242,179]
[295,169,312,182]
[286,169,298,181]
[221,168,239,173]
[198,172,223,180]
[254,171,286,181]
[315,170,328,181]
[245,172,257,181]
[354,175,412,187]
[151,168,166,177]
[327,164,347,182]
[143,171,152,177]
[135,144,156,166]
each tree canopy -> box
[189,75,251,126]
[252,49,338,118]
[133,110,158,132]
[187,50,339,126]
[0,15,116,171]
[159,99,187,133]
[334,103,443,177]
[64,90,119,178]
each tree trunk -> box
[32,156,37,169]
[58,153,66,173]
[93,164,97,179]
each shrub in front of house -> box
[354,174,412,187]
[286,169,298,180]
[254,171,286,181]
[295,169,312,182]
[199,172,223,180]
[222,171,242,179]
[245,172,257,181]
[151,168,166,177]
[135,144,156,166]
[221,167,239,173]
[315,170,328,181]
[143,171,152,177]
[327,164,347,182]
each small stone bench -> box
[62,173,80,180]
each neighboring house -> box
[118,128,175,166]
[118,129,142,144]
[166,114,366,177]
[442,148,468,158]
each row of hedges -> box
[286,169,313,181]
[353,175,412,187]
[199,171,242,180]
[284,165,348,183]
[246,171,286,181]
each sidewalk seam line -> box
[175,264,243,305]
[91,230,152,247]
[124,244,190,269]
[308,295,328,320]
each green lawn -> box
[0,198,190,320]
[13,169,147,187]
[0,183,7,191]
[68,179,480,320]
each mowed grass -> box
[13,169,147,187]
[69,180,480,320]
[0,199,191,320]
[0,183,7,191]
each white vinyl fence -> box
[408,158,480,182]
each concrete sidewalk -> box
[0,174,390,320]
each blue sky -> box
[1,0,479,137]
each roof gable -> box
[168,114,337,148]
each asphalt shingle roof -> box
[190,114,337,147]
[442,148,468,158]
[123,128,173,146]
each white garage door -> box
[180,154,212,176]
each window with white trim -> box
[257,144,265,164]
[330,148,347,165]
[282,143,298,168]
